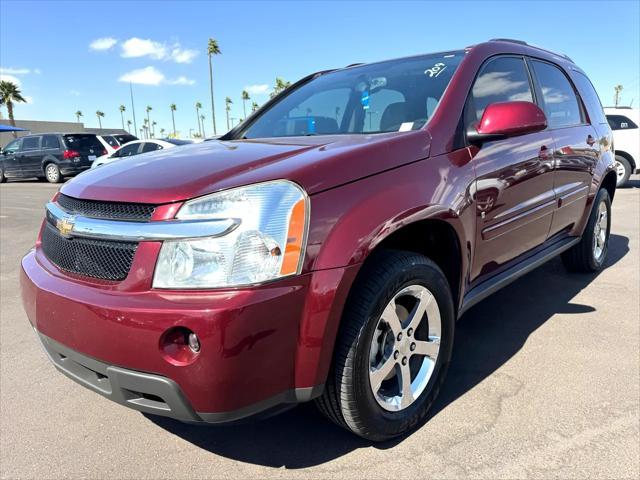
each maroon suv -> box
[21,39,616,441]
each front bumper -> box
[21,248,357,423]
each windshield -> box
[239,51,465,139]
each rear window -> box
[114,134,137,145]
[63,134,103,150]
[606,114,638,130]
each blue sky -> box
[1,0,638,137]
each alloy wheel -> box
[368,284,441,412]
[592,200,608,262]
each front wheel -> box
[316,250,455,441]
[561,188,611,272]
[44,163,62,183]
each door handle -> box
[586,135,596,146]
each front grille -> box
[57,194,156,221]
[42,224,137,281]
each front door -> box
[466,56,556,285]
[1,138,22,176]
[18,136,43,177]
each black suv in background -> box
[0,133,106,183]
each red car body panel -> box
[20,40,617,421]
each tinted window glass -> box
[21,136,41,150]
[241,51,465,138]
[470,56,533,121]
[118,143,139,157]
[141,142,162,152]
[2,139,21,153]
[102,136,119,147]
[63,134,103,151]
[572,71,607,124]
[606,114,638,130]
[42,135,60,149]
[114,134,137,144]
[164,138,193,145]
[531,61,582,128]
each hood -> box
[61,131,431,204]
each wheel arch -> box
[615,149,636,172]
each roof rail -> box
[488,38,574,63]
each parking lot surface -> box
[1,179,639,479]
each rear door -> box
[63,134,105,168]
[528,59,599,237]
[468,56,557,285]
[140,142,163,153]
[40,134,62,176]
[18,136,43,176]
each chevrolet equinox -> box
[21,39,617,441]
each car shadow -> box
[147,234,630,468]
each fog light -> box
[188,332,200,352]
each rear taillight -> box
[102,149,107,155]
[113,145,120,150]
[63,149,80,159]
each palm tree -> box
[225,96,233,130]
[200,114,206,137]
[0,80,27,138]
[614,84,624,107]
[270,77,291,99]
[75,110,83,123]
[95,110,105,129]
[145,105,152,133]
[152,121,157,137]
[241,90,250,118]
[126,119,132,133]
[195,101,203,136]
[118,105,126,130]
[207,38,221,135]
[170,103,177,136]
[143,118,149,139]
[252,101,259,113]
[160,127,165,137]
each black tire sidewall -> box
[348,257,454,439]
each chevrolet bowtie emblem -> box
[56,216,75,237]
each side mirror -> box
[467,101,547,145]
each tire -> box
[0,167,5,183]
[614,155,632,187]
[561,188,611,273]
[315,250,455,441]
[44,163,62,183]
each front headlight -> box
[153,180,308,289]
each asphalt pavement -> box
[1,177,639,479]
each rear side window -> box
[63,134,103,150]
[42,135,60,149]
[114,134,137,145]
[607,114,638,130]
[572,71,607,124]
[118,143,140,157]
[102,136,119,147]
[530,60,582,128]
[21,136,41,151]
[469,56,534,121]
[141,142,162,153]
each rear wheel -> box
[44,163,62,183]
[0,166,5,183]
[561,188,611,272]
[316,250,455,441]
[614,155,632,187]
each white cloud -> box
[170,76,195,85]
[34,68,41,74]
[0,67,31,75]
[244,84,270,95]
[0,74,21,86]
[121,37,166,60]
[69,90,81,96]
[90,37,118,51]
[118,67,194,87]
[119,66,165,86]
[171,47,198,64]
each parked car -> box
[1,133,106,183]
[604,107,639,186]
[21,39,617,441]
[91,138,193,168]
[96,133,138,155]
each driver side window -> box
[3,139,21,154]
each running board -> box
[459,236,581,318]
